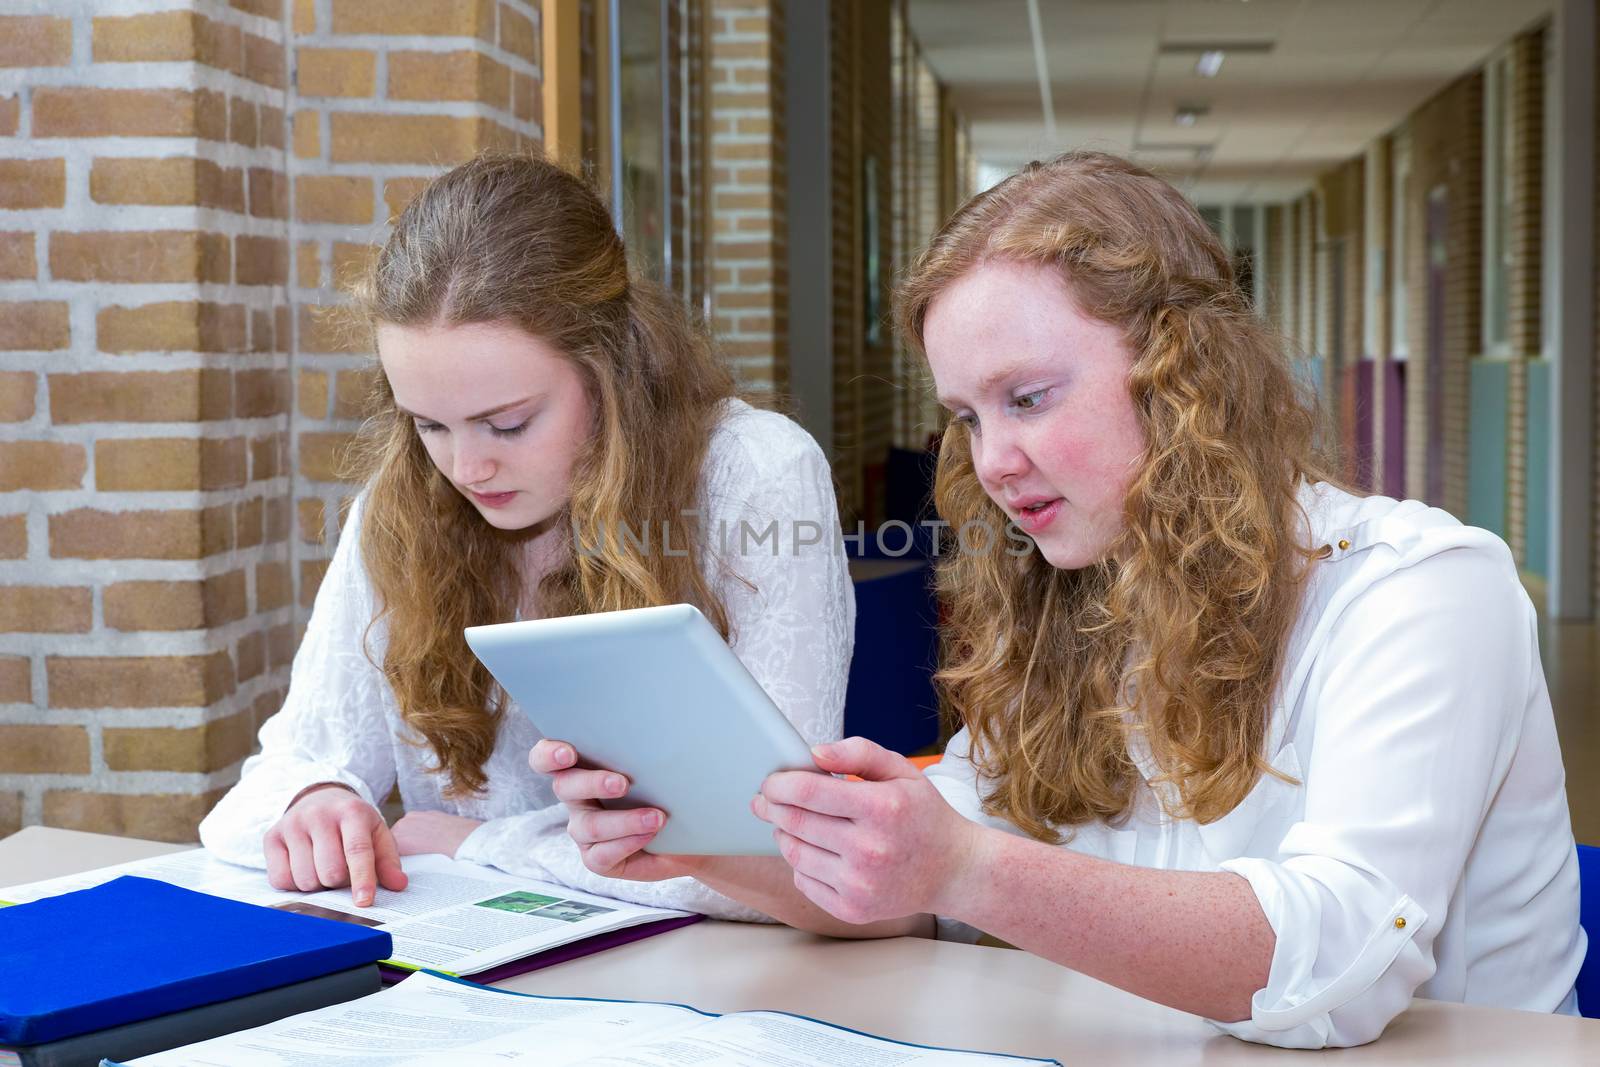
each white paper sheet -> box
[113,971,1058,1067]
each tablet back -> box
[465,604,816,855]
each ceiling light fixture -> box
[1196,50,1226,77]
[1158,39,1274,57]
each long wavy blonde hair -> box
[898,151,1336,840]
[346,152,735,798]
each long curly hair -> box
[898,151,1336,840]
[345,152,735,797]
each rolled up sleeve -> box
[1210,538,1533,1048]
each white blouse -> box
[199,399,854,921]
[927,481,1584,1049]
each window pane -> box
[618,0,666,280]
[1391,139,1409,359]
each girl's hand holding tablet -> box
[754,738,985,926]
[530,739,681,883]
[531,735,937,941]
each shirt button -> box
[1338,539,1351,551]
[1394,917,1407,930]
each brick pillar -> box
[1298,195,1316,359]
[1314,196,1337,412]
[0,3,293,841]
[1591,0,1600,615]
[1367,138,1393,495]
[887,13,948,457]
[1284,195,1307,353]
[1401,123,1429,503]
[0,0,541,843]
[824,0,892,525]
[707,0,788,397]
[1396,71,1484,514]
[1507,26,1545,567]
[288,0,540,611]
[1341,159,1367,486]
[889,7,911,455]
[1263,204,1285,336]
[1278,201,1298,344]
[909,52,942,448]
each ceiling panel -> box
[908,0,1555,203]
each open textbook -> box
[105,970,1060,1067]
[0,849,695,979]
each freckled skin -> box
[922,260,1146,570]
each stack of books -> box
[0,876,392,1067]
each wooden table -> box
[3,825,1596,1064]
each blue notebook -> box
[0,875,393,1046]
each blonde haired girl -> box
[200,153,852,918]
[537,151,1582,1048]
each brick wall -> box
[1316,157,1367,482]
[1403,70,1482,518]
[1593,2,1600,612]
[684,0,711,319]
[1313,195,1335,399]
[889,4,911,456]
[1296,194,1316,356]
[1367,138,1393,493]
[911,53,942,448]
[1263,203,1285,336]
[827,0,860,518]
[1280,200,1299,347]
[1341,159,1367,384]
[0,0,541,843]
[706,0,787,396]
[1507,26,1545,566]
[0,2,295,841]
[1367,139,1393,359]
[887,18,947,459]
[662,1,688,300]
[826,0,893,524]
[855,0,893,527]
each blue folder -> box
[0,875,393,1046]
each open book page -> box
[111,971,1059,1067]
[0,847,282,907]
[0,850,689,976]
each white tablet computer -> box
[464,603,819,856]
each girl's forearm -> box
[939,829,1272,1022]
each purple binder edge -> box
[377,913,704,986]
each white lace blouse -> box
[199,399,854,920]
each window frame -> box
[1481,46,1514,358]
[1390,132,1412,361]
